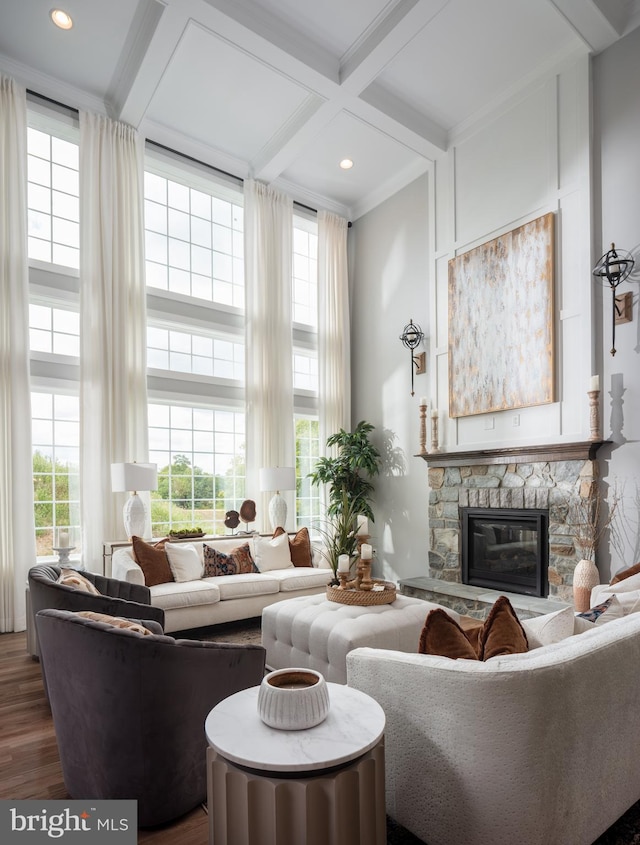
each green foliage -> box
[313,489,361,577]
[308,421,381,521]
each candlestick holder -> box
[430,412,440,453]
[588,389,601,441]
[53,546,76,566]
[418,404,428,455]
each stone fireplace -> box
[400,441,608,618]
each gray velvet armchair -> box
[28,564,165,657]
[35,607,266,827]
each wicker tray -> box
[326,580,397,606]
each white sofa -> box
[347,610,640,845]
[111,535,331,633]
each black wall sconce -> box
[399,319,425,396]
[592,243,635,356]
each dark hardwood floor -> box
[0,631,208,845]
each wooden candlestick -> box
[588,389,600,441]
[419,403,428,454]
[430,412,439,453]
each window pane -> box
[144,165,244,305]
[148,321,243,381]
[293,223,318,327]
[27,126,79,271]
[150,402,245,536]
[295,417,321,529]
[32,391,81,558]
[29,304,79,359]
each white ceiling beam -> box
[355,85,447,155]
[117,1,193,127]
[545,0,622,52]
[339,0,451,93]
[251,96,338,183]
[107,0,167,118]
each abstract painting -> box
[448,212,555,418]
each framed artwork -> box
[448,212,555,418]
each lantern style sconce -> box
[592,243,635,356]
[399,319,425,395]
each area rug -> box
[184,618,640,845]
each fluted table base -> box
[207,739,385,845]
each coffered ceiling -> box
[1,0,639,219]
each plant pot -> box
[573,558,600,612]
[257,668,330,730]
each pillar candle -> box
[337,554,350,573]
[419,396,428,406]
[431,408,438,419]
[58,530,69,548]
[589,375,599,392]
[356,515,369,537]
[360,543,373,560]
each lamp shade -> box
[259,467,296,493]
[111,462,158,493]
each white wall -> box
[350,173,431,581]
[433,52,594,451]
[349,51,600,582]
[593,26,640,578]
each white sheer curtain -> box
[80,112,149,571]
[0,76,36,632]
[244,179,294,530]
[318,210,351,457]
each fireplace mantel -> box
[416,440,611,468]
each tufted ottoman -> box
[261,592,460,683]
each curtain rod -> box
[26,92,351,226]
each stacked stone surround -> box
[427,455,597,604]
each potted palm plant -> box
[309,421,381,581]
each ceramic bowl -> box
[257,668,330,730]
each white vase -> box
[257,668,330,730]
[573,558,600,612]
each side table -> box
[205,683,386,845]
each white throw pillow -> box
[254,532,293,572]
[590,584,640,615]
[165,543,204,582]
[521,605,575,649]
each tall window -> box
[292,216,320,525]
[27,103,81,559]
[144,149,246,535]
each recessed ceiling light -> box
[50,9,73,30]
[339,159,354,170]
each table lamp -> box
[259,467,296,531]
[111,462,158,539]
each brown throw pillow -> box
[273,526,313,567]
[203,543,258,577]
[77,610,154,636]
[479,595,529,660]
[418,609,480,660]
[131,536,174,587]
[58,569,101,595]
[610,561,640,585]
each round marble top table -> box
[205,683,387,844]
[205,682,385,772]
